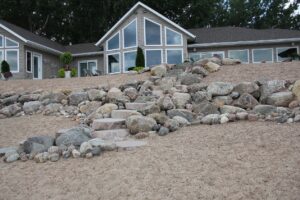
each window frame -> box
[276,46,299,62]
[123,50,137,73]
[0,34,3,48]
[166,48,184,64]
[106,31,120,51]
[252,48,274,63]
[5,49,19,73]
[228,49,250,64]
[5,37,19,48]
[78,60,98,77]
[122,18,138,49]
[145,49,163,67]
[165,26,183,46]
[26,50,33,73]
[106,52,121,74]
[199,51,225,59]
[144,17,162,46]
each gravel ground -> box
[0,62,299,93]
[0,115,300,200]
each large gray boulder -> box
[167,109,195,122]
[201,114,221,125]
[203,61,220,73]
[95,103,118,117]
[233,82,259,95]
[207,82,234,97]
[158,96,175,110]
[43,103,63,116]
[87,89,106,101]
[23,136,55,154]
[187,83,207,93]
[233,93,259,109]
[220,105,246,114]
[179,73,201,85]
[0,104,22,117]
[172,92,191,108]
[126,115,157,135]
[253,105,276,115]
[191,66,209,77]
[18,93,40,103]
[266,91,294,107]
[23,101,42,114]
[192,102,219,115]
[124,87,138,101]
[260,80,287,102]
[1,95,19,106]
[55,126,92,147]
[192,91,211,104]
[39,92,67,104]
[150,64,167,77]
[69,92,88,106]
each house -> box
[0,2,299,80]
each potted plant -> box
[1,60,13,80]
[60,52,73,78]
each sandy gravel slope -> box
[0,116,299,200]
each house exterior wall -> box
[101,6,189,74]
[188,42,300,63]
[72,54,104,76]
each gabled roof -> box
[0,19,65,54]
[95,1,196,46]
[65,43,103,56]
[188,26,300,47]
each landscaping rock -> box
[39,92,67,104]
[148,113,169,125]
[126,115,157,135]
[192,91,211,103]
[179,73,201,85]
[192,102,219,115]
[158,127,169,136]
[92,118,125,130]
[72,149,81,158]
[23,101,42,114]
[201,114,221,125]
[91,146,101,156]
[4,152,20,163]
[187,83,207,93]
[159,77,176,91]
[253,105,276,115]
[92,129,129,141]
[34,152,49,163]
[1,95,19,106]
[260,80,287,102]
[87,89,106,101]
[236,112,248,120]
[55,126,92,147]
[172,92,191,108]
[125,102,150,110]
[124,87,138,101]
[79,142,93,155]
[233,82,259,95]
[266,91,294,107]
[192,66,209,76]
[150,64,167,77]
[96,103,118,117]
[233,93,259,109]
[24,136,54,154]
[164,119,179,132]
[167,109,195,122]
[111,110,141,119]
[203,61,220,72]
[220,105,246,114]
[138,103,160,115]
[158,96,175,110]
[213,96,233,105]
[172,116,190,127]
[43,103,63,115]
[207,82,234,97]
[292,80,300,100]
[49,153,60,162]
[48,146,59,154]
[18,93,40,103]
[0,104,22,117]
[220,115,229,124]
[222,58,241,65]
[69,92,88,106]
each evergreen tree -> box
[135,47,145,67]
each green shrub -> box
[58,68,65,78]
[60,52,73,70]
[1,60,10,73]
[135,47,145,67]
[71,68,77,77]
[133,66,144,72]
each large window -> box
[123,51,137,72]
[0,35,3,48]
[145,49,162,67]
[5,50,19,72]
[166,49,183,64]
[107,53,120,74]
[5,37,19,48]
[78,60,97,77]
[189,53,201,62]
[26,51,32,72]
[107,32,120,51]
[200,51,224,59]
[228,50,249,63]
[276,47,298,62]
[123,19,137,49]
[252,48,273,63]
[144,18,161,46]
[165,27,182,46]
[0,50,3,63]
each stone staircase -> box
[90,105,148,150]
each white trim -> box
[5,37,19,48]
[276,46,299,62]
[95,2,195,46]
[78,59,98,77]
[252,48,274,64]
[0,34,3,48]
[228,49,250,64]
[122,18,138,49]
[123,50,137,73]
[32,53,43,79]
[106,31,120,51]
[144,17,162,46]
[106,52,121,74]
[72,51,104,57]
[0,24,28,43]
[165,26,183,46]
[25,50,33,73]
[145,49,163,67]
[188,38,300,48]
[5,49,19,73]
[27,40,63,54]
[165,48,184,64]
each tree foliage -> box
[0,0,298,45]
[136,47,145,67]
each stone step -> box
[92,118,125,131]
[111,110,141,119]
[116,140,147,150]
[125,102,153,110]
[92,129,129,141]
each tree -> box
[60,52,73,71]
[135,47,145,67]
[1,60,13,80]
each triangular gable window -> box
[5,37,19,48]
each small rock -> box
[91,146,101,156]
[4,152,20,163]
[236,112,248,120]
[172,116,190,127]
[62,150,71,159]
[135,132,149,139]
[164,119,179,132]
[34,152,49,163]
[158,127,169,136]
[126,115,157,135]
[220,116,229,124]
[72,149,81,158]
[79,142,93,155]
[48,146,59,154]
[201,114,221,125]
[203,61,220,72]
[49,153,60,162]
[85,152,93,159]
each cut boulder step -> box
[92,129,129,141]
[111,110,141,119]
[116,140,147,150]
[125,102,153,110]
[92,118,125,131]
